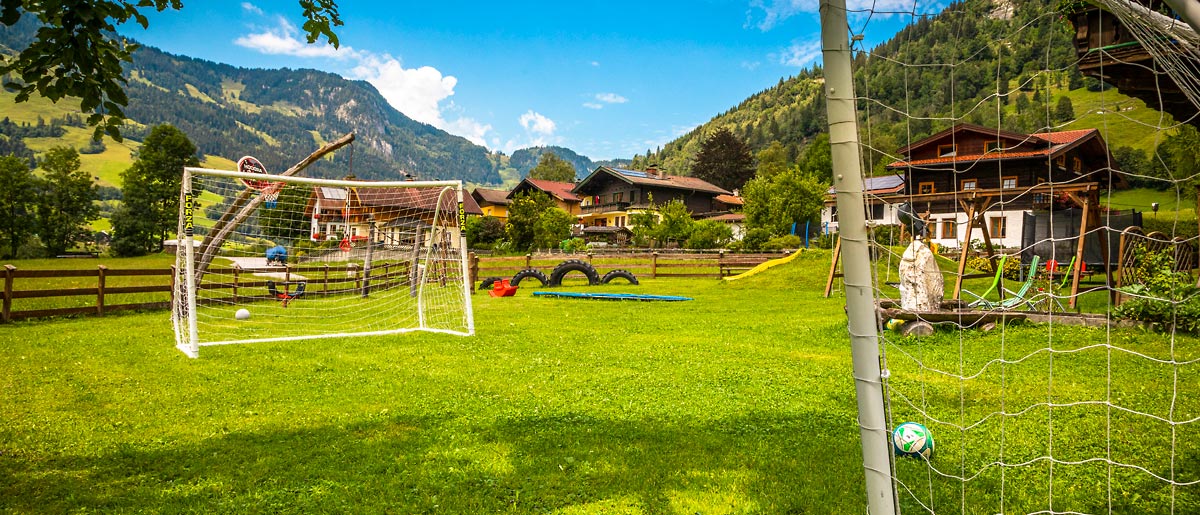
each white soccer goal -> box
[822,0,1200,512]
[172,165,474,358]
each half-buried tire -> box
[549,259,600,286]
[510,269,549,287]
[600,269,639,285]
[478,276,502,290]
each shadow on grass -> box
[1,411,863,513]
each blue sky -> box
[130,1,920,160]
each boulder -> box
[898,240,944,312]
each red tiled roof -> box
[519,178,581,202]
[1031,129,1095,144]
[353,186,483,215]
[715,194,743,205]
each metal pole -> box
[457,185,476,335]
[819,1,897,513]
[182,168,200,358]
[1161,0,1200,35]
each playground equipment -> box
[265,245,287,266]
[533,292,691,301]
[487,278,518,297]
[266,280,306,307]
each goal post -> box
[173,166,474,358]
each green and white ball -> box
[892,422,934,459]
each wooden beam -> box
[1069,193,1091,309]
[824,236,843,298]
[953,199,978,300]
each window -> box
[1055,155,1067,168]
[937,144,957,157]
[941,220,957,239]
[1073,157,1083,173]
[961,179,977,191]
[631,191,638,203]
[989,216,1007,239]
[614,192,624,203]
[1002,176,1017,189]
[985,141,1003,153]
[919,182,936,195]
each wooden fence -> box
[1,252,784,323]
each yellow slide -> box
[722,249,803,281]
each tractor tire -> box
[549,259,600,286]
[600,269,639,285]
[478,276,502,290]
[510,269,549,287]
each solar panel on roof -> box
[320,187,347,199]
[613,168,663,179]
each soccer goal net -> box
[821,0,1200,512]
[172,164,474,358]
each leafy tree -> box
[111,124,199,256]
[534,208,576,249]
[629,210,659,247]
[686,219,733,249]
[1014,92,1030,114]
[259,183,311,244]
[742,165,828,237]
[504,191,557,251]
[0,0,342,141]
[653,199,694,246]
[528,152,577,182]
[464,215,505,248]
[756,141,789,180]
[36,146,99,256]
[691,128,755,192]
[1158,124,1200,196]
[0,155,39,258]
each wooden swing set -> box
[824,182,1113,309]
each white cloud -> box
[582,102,603,110]
[234,17,357,59]
[234,15,496,148]
[590,61,601,67]
[241,2,264,15]
[519,111,557,135]
[596,92,628,104]
[780,39,822,67]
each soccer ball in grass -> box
[235,308,251,320]
[893,422,934,459]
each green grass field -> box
[2,251,1197,513]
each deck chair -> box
[967,256,1042,311]
[961,255,1008,308]
[1043,256,1077,312]
[266,280,306,307]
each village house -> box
[570,165,734,245]
[305,185,482,248]
[471,188,511,221]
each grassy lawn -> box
[1,250,1197,513]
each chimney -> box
[645,164,660,177]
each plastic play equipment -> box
[266,280,306,307]
[488,278,518,297]
[723,250,801,281]
[265,245,287,266]
[533,292,692,301]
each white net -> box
[833,0,1200,512]
[173,167,473,358]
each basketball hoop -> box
[237,156,284,208]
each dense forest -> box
[633,0,1138,177]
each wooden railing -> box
[2,252,788,323]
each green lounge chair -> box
[963,255,1042,310]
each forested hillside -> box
[508,146,595,179]
[0,16,501,184]
[634,0,1173,178]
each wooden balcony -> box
[580,201,630,214]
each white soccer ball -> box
[235,308,251,320]
[893,421,934,459]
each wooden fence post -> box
[323,264,330,296]
[586,252,593,264]
[3,265,14,323]
[97,265,108,316]
[718,250,725,278]
[468,252,478,294]
[525,253,532,269]
[169,265,176,310]
[232,264,241,303]
[651,252,658,279]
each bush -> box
[560,237,588,253]
[870,225,903,246]
[762,234,802,251]
[742,228,771,252]
[966,254,1022,280]
[1140,218,1198,241]
[814,232,837,249]
[1113,246,1200,333]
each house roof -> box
[472,188,511,206]
[351,186,483,215]
[581,225,632,234]
[508,178,581,202]
[825,174,905,195]
[573,166,732,196]
[714,194,744,206]
[887,124,1101,169]
[704,213,746,223]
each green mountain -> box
[508,146,596,180]
[635,0,1173,177]
[0,17,501,185]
